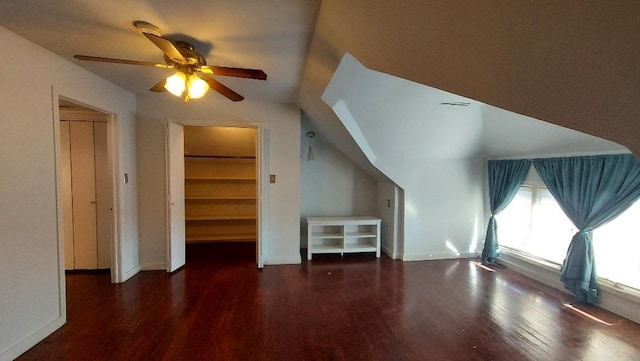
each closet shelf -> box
[186,215,256,221]
[184,154,256,159]
[186,233,256,242]
[184,142,257,244]
[185,176,256,181]
[185,196,256,200]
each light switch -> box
[270,174,276,183]
[123,173,129,184]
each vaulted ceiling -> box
[0,0,637,159]
[0,0,320,103]
[300,0,640,156]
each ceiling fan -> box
[74,21,267,102]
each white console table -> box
[306,216,381,260]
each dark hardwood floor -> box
[18,243,640,361]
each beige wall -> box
[184,126,256,157]
[0,25,138,360]
[136,94,302,268]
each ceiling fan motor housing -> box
[165,41,207,66]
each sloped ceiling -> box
[320,53,626,186]
[0,0,321,103]
[300,0,640,157]
[0,0,635,166]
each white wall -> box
[322,54,485,261]
[0,26,138,361]
[376,182,399,258]
[136,94,301,267]
[299,113,377,247]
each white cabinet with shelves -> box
[306,217,381,260]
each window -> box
[497,185,576,265]
[497,183,640,292]
[593,201,640,291]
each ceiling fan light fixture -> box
[164,72,186,97]
[187,75,209,99]
[74,21,266,102]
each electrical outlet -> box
[387,199,390,208]
[270,174,276,183]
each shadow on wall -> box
[299,113,378,248]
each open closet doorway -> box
[166,122,267,271]
[57,98,115,277]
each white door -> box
[255,127,267,268]
[166,122,186,272]
[61,120,112,270]
[69,121,98,269]
[93,121,112,269]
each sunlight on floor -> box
[563,303,613,326]
[471,261,496,272]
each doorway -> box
[58,98,114,273]
[166,122,267,271]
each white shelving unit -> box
[306,217,381,260]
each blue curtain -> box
[533,155,640,303]
[480,159,531,264]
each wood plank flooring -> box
[18,243,640,360]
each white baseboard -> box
[121,264,141,282]
[140,262,166,271]
[1,316,65,361]
[264,255,302,265]
[402,252,476,262]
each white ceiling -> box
[300,0,640,157]
[0,0,321,103]
[0,0,635,174]
[321,53,626,182]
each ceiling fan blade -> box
[74,55,172,68]
[203,66,267,80]
[199,75,244,102]
[149,78,167,92]
[142,33,186,64]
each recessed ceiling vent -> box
[440,102,470,106]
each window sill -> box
[499,247,561,272]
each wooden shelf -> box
[186,233,256,242]
[186,215,256,221]
[185,177,256,181]
[184,150,257,243]
[185,196,256,200]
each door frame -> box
[165,118,268,270]
[53,95,120,283]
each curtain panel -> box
[533,154,640,303]
[480,159,531,264]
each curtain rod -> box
[487,150,631,162]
